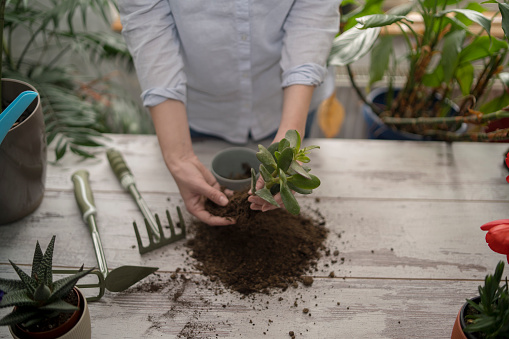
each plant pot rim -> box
[1,78,41,133]
[211,147,260,191]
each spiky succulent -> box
[251,129,321,215]
[0,235,92,328]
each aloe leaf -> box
[250,168,257,194]
[256,144,277,168]
[39,299,78,312]
[255,187,280,207]
[280,181,300,215]
[31,241,43,280]
[288,173,321,190]
[277,147,294,172]
[0,289,38,308]
[40,235,55,286]
[0,308,40,327]
[0,278,25,292]
[9,261,36,294]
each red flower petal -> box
[506,155,509,168]
[485,224,509,255]
[506,175,509,184]
[481,220,509,231]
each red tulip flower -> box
[481,219,509,262]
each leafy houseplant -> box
[330,0,509,141]
[0,235,93,338]
[1,0,151,160]
[250,129,321,215]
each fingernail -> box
[219,196,228,206]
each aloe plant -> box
[251,130,321,215]
[0,236,92,328]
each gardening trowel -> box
[71,169,158,293]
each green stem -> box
[382,110,509,126]
[425,128,509,142]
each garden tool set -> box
[106,148,186,254]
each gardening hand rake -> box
[106,149,186,254]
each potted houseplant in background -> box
[0,235,93,338]
[0,0,150,224]
[329,0,509,141]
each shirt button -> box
[241,34,248,41]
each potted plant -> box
[207,130,321,219]
[0,235,93,338]
[329,0,509,141]
[211,147,261,191]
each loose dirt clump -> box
[187,190,328,295]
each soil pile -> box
[187,190,328,295]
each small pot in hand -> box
[211,147,260,191]
[451,296,480,339]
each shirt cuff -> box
[281,63,328,88]
[141,85,187,107]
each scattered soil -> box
[186,189,328,295]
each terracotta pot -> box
[211,147,260,191]
[451,296,480,339]
[0,78,47,225]
[9,287,91,339]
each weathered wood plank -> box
[0,272,482,339]
[45,135,509,201]
[0,191,503,280]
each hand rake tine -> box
[165,209,177,238]
[155,213,166,240]
[177,206,187,237]
[133,220,150,254]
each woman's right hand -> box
[169,155,235,226]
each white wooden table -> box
[1,134,507,338]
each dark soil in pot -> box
[186,190,328,295]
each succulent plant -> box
[0,235,92,328]
[251,129,321,215]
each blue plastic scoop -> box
[0,90,38,144]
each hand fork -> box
[106,149,186,254]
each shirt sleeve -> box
[280,0,340,88]
[118,0,187,107]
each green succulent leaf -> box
[255,187,280,207]
[9,261,37,295]
[289,160,311,179]
[40,235,56,286]
[39,299,78,312]
[288,182,313,195]
[0,289,38,308]
[250,168,257,194]
[0,278,26,293]
[288,173,321,190]
[31,241,44,280]
[277,147,294,172]
[33,284,51,302]
[284,129,301,149]
[49,267,93,303]
[256,145,277,169]
[267,142,279,158]
[279,180,300,215]
[278,138,290,152]
[270,184,281,195]
[259,164,273,183]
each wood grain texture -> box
[1,134,507,338]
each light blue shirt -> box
[119,0,340,143]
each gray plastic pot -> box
[0,78,47,225]
[211,147,260,191]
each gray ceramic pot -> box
[0,78,47,225]
[211,147,260,191]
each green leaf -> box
[356,14,409,29]
[422,64,444,87]
[284,130,301,149]
[40,299,78,312]
[289,160,311,179]
[277,147,294,172]
[479,90,509,113]
[0,290,38,308]
[458,36,508,64]
[441,30,466,83]
[288,182,313,195]
[31,241,44,280]
[0,308,40,327]
[329,26,381,66]
[280,180,300,215]
[439,9,491,35]
[256,144,277,169]
[288,173,321,190]
[369,35,393,86]
[49,268,93,303]
[455,63,475,96]
[278,138,290,152]
[259,164,273,183]
[387,2,414,16]
[499,3,509,39]
[255,187,280,207]
[0,278,25,292]
[9,261,36,295]
[251,168,257,194]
